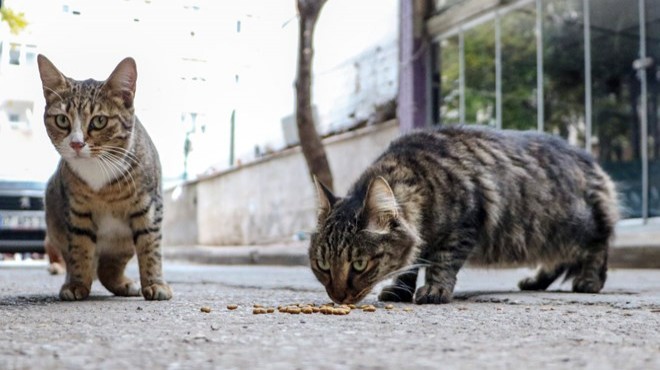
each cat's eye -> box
[55,114,69,129]
[317,259,330,272]
[352,259,368,272]
[91,115,108,130]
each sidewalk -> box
[163,223,660,268]
[163,241,309,266]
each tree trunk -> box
[295,0,334,191]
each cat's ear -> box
[37,55,68,103]
[104,57,137,108]
[314,176,336,220]
[364,176,399,233]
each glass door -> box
[590,0,644,219]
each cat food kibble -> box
[200,306,212,313]
[302,307,314,314]
[286,307,302,314]
[227,302,406,316]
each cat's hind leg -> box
[518,263,568,291]
[97,239,140,297]
[45,235,66,275]
[378,267,418,302]
[571,248,608,293]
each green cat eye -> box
[55,114,69,129]
[91,115,108,130]
[317,259,330,271]
[352,259,368,272]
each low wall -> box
[163,120,400,246]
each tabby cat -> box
[37,55,172,301]
[309,125,619,304]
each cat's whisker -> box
[381,263,429,282]
[415,258,445,268]
[100,144,137,158]
[102,155,133,195]
[94,152,124,189]
[99,152,137,194]
[93,156,113,188]
[101,146,141,167]
[105,152,139,194]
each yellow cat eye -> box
[55,114,69,129]
[91,115,108,130]
[317,259,331,271]
[352,259,368,272]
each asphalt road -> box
[1,262,659,370]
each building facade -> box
[411,0,660,222]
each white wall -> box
[163,121,400,246]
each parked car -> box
[0,179,47,253]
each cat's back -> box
[373,124,618,264]
[388,124,586,160]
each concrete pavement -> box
[0,262,659,369]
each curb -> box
[163,243,660,269]
[163,242,309,267]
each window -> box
[501,4,537,130]
[437,36,460,124]
[542,0,585,147]
[464,21,496,126]
[9,43,20,65]
[431,0,659,221]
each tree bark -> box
[295,0,334,191]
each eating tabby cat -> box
[309,125,618,304]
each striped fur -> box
[309,125,619,304]
[37,55,172,301]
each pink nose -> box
[70,141,86,152]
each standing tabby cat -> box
[309,125,618,304]
[37,55,172,301]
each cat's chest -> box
[95,213,132,240]
[67,158,129,192]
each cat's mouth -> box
[327,286,372,305]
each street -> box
[1,262,659,370]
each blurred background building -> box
[424,0,660,222]
[2,0,659,246]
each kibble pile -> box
[199,303,414,315]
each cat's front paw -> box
[378,284,414,302]
[572,276,604,293]
[518,277,546,291]
[142,283,173,301]
[414,284,452,304]
[59,283,91,301]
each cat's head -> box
[309,177,421,304]
[37,54,137,161]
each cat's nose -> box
[69,141,86,152]
[328,287,348,304]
